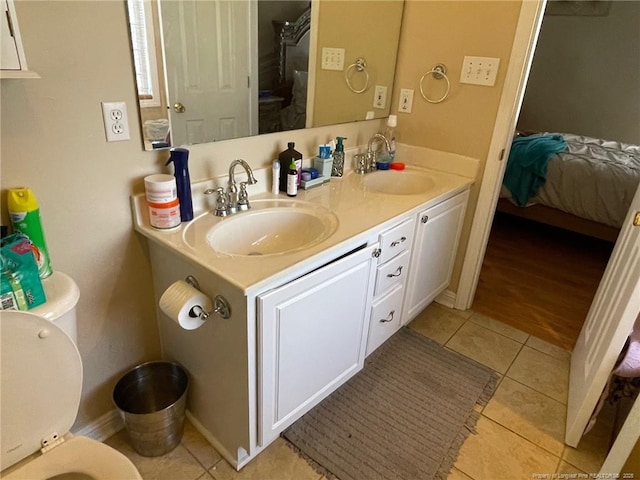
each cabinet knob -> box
[379,310,395,323]
[421,215,429,224]
[386,266,403,278]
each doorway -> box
[469,0,639,351]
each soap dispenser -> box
[331,136,348,177]
[165,147,193,222]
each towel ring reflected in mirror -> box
[420,64,450,104]
[345,57,370,94]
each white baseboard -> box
[435,289,456,309]
[72,409,123,442]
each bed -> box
[498,132,640,242]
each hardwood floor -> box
[473,212,614,351]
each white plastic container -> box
[148,198,181,229]
[144,174,177,204]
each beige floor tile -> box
[182,422,223,470]
[556,460,586,475]
[483,377,566,456]
[454,416,560,479]
[447,467,473,479]
[209,438,321,480]
[408,303,466,344]
[469,311,530,343]
[507,346,570,404]
[105,430,206,480]
[562,403,616,474]
[445,321,523,373]
[526,336,572,360]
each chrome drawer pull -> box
[390,236,406,247]
[386,266,403,278]
[380,310,395,323]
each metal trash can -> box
[113,361,189,457]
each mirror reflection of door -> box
[159,0,254,146]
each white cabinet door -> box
[403,191,469,324]
[258,244,378,446]
[1,0,21,70]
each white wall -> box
[0,0,381,430]
[517,1,640,144]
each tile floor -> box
[106,304,616,480]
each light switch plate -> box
[321,48,345,71]
[373,85,387,109]
[460,56,500,86]
[398,88,414,113]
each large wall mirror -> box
[126,0,405,150]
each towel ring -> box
[419,64,450,104]
[345,57,370,94]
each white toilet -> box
[0,272,142,480]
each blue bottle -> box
[165,147,193,222]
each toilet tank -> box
[30,272,80,344]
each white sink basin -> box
[364,169,434,195]
[183,200,339,257]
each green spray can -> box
[7,188,53,279]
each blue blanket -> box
[503,134,568,206]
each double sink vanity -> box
[132,159,472,469]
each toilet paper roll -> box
[159,280,213,330]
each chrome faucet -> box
[227,159,257,214]
[367,133,391,172]
[204,159,258,216]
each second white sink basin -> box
[364,169,434,195]
[184,199,339,257]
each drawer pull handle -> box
[380,310,395,323]
[421,215,429,224]
[390,236,407,247]
[386,266,403,278]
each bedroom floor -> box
[105,304,619,479]
[473,212,614,351]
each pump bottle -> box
[165,147,193,222]
[331,137,348,177]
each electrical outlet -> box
[373,85,387,109]
[101,101,130,142]
[398,88,414,113]
[460,56,500,86]
[321,47,345,71]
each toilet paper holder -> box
[185,275,231,320]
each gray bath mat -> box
[283,327,498,480]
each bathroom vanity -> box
[132,165,471,469]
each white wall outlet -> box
[398,88,414,113]
[321,47,345,71]
[460,56,500,86]
[373,85,387,109]
[101,101,130,142]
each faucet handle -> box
[207,187,228,217]
[237,182,250,211]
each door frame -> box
[455,0,546,311]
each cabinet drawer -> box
[379,218,414,264]
[374,250,409,296]
[366,285,404,356]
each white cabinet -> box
[257,244,378,446]
[1,0,37,78]
[403,190,469,324]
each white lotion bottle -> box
[272,160,280,194]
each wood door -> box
[566,183,640,447]
[159,0,252,145]
[257,244,378,447]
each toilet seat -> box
[0,311,141,479]
[2,436,142,480]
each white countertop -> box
[132,165,473,295]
